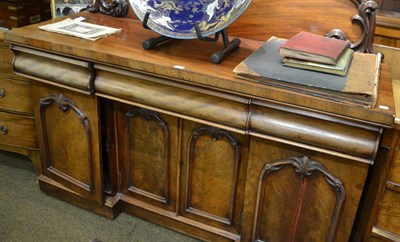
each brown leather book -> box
[282,48,354,76]
[279,31,349,65]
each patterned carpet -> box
[0,151,199,242]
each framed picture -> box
[51,0,94,18]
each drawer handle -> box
[0,89,4,98]
[0,126,8,135]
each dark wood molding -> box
[326,0,378,53]
[88,0,129,18]
[185,126,241,225]
[39,93,94,192]
[252,156,346,242]
[124,108,170,205]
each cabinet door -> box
[115,103,179,212]
[242,137,369,242]
[180,120,249,235]
[33,82,102,203]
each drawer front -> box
[95,69,250,131]
[250,104,381,159]
[12,46,94,92]
[0,111,37,149]
[0,75,33,114]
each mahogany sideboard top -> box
[4,12,395,127]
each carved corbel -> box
[325,0,378,53]
[88,0,129,17]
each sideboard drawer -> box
[0,75,33,114]
[0,111,37,149]
[250,104,381,160]
[11,46,94,93]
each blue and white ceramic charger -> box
[129,0,252,39]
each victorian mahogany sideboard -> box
[4,7,396,242]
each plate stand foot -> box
[141,12,240,64]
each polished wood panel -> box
[252,156,345,242]
[254,165,302,242]
[374,11,400,48]
[185,126,240,224]
[40,93,93,192]
[242,137,369,242]
[125,109,171,203]
[375,35,400,47]
[352,127,400,241]
[228,0,360,41]
[4,12,395,126]
[376,189,400,233]
[389,133,400,183]
[33,81,103,202]
[180,120,249,234]
[116,103,179,211]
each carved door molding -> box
[252,156,346,242]
[39,93,94,193]
[184,125,241,226]
[124,108,171,205]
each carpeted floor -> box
[0,150,200,242]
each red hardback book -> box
[279,31,349,64]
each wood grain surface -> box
[33,81,103,203]
[4,3,398,241]
[242,137,369,242]
[180,120,249,235]
[116,102,179,212]
[4,11,395,126]
[376,189,400,234]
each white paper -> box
[39,18,121,41]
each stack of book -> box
[279,31,353,76]
[233,34,382,108]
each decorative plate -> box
[129,0,252,39]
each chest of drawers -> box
[0,0,51,28]
[0,30,40,173]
